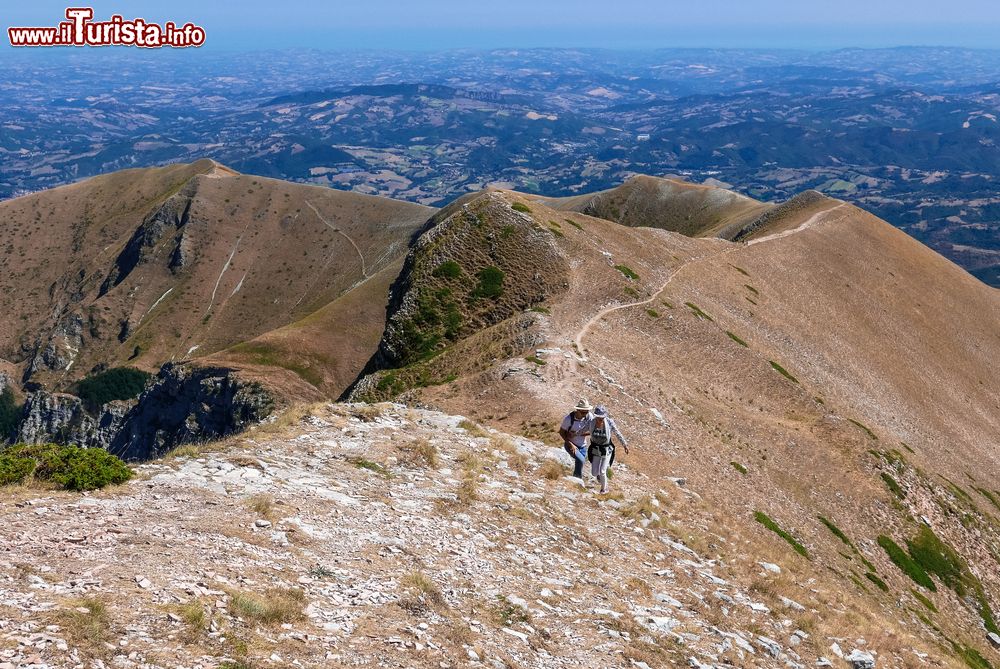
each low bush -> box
[471,266,505,299]
[0,443,132,490]
[511,202,531,213]
[432,260,463,279]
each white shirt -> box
[560,412,593,448]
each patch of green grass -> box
[529,305,550,314]
[731,461,747,475]
[818,515,854,549]
[548,225,564,238]
[754,511,809,558]
[900,441,915,454]
[949,641,994,669]
[432,260,462,279]
[768,361,798,384]
[911,589,937,612]
[524,356,546,366]
[471,266,505,299]
[565,218,583,230]
[511,202,531,213]
[623,286,639,298]
[348,457,391,478]
[646,309,659,318]
[881,472,906,499]
[974,486,1000,513]
[661,301,674,309]
[685,302,713,321]
[743,284,759,295]
[848,418,878,440]
[878,535,936,591]
[228,341,326,387]
[725,331,748,347]
[615,265,640,281]
[865,572,889,591]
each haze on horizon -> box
[1,0,998,50]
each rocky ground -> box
[1,404,907,669]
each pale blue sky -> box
[3,1,999,49]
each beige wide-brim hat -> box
[573,398,593,412]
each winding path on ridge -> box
[305,200,370,279]
[572,200,847,361]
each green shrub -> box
[754,511,809,558]
[878,535,935,591]
[0,455,34,485]
[471,266,505,299]
[524,356,546,366]
[0,443,132,490]
[646,309,659,318]
[743,284,759,295]
[0,387,20,440]
[432,260,462,279]
[76,368,152,411]
[769,361,798,384]
[511,202,531,213]
[731,461,747,475]
[614,265,639,281]
[565,219,583,230]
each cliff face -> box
[108,364,274,461]
[9,364,273,461]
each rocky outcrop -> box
[15,391,128,449]
[99,181,196,296]
[25,313,85,377]
[108,364,273,461]
[12,364,273,461]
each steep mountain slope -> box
[545,174,773,239]
[0,160,433,394]
[354,186,1000,667]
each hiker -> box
[559,398,593,479]
[588,405,629,494]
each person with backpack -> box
[588,405,629,494]
[559,398,593,479]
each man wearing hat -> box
[558,398,594,479]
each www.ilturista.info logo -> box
[8,7,206,48]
